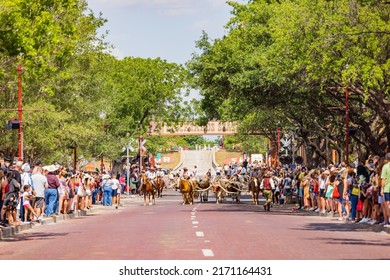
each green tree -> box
[188,0,390,165]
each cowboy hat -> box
[46,165,59,173]
[323,170,330,175]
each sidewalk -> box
[272,202,390,234]
[0,194,138,240]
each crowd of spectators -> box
[0,157,129,227]
[209,153,390,227]
[233,153,390,226]
[1,152,390,229]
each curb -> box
[0,208,98,240]
[283,203,390,234]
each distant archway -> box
[148,121,237,136]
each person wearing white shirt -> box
[111,175,120,205]
[215,165,221,176]
[182,168,190,179]
[146,167,157,187]
[156,168,165,178]
[192,165,198,178]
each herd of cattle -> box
[140,175,263,206]
[139,171,268,205]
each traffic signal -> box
[279,156,292,165]
[5,119,20,129]
[348,127,358,137]
[295,156,304,165]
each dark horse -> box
[140,174,156,206]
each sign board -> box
[149,121,238,136]
[155,157,171,163]
[251,154,263,163]
[85,163,95,172]
[223,157,244,165]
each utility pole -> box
[73,143,77,171]
[345,86,349,166]
[17,64,23,161]
[138,126,142,172]
[126,143,130,196]
[277,127,281,167]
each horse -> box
[178,178,194,205]
[248,177,261,205]
[155,176,165,198]
[140,174,156,206]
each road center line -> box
[202,249,214,257]
[196,231,204,237]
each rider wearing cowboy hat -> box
[182,167,190,179]
[156,167,165,178]
[146,166,157,187]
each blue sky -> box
[87,0,238,65]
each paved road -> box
[1,189,390,260]
[177,150,215,176]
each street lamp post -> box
[345,86,349,166]
[277,127,281,167]
[17,64,23,161]
[99,111,106,174]
[138,127,142,172]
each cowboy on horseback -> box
[181,167,196,190]
[146,167,157,188]
[156,167,165,178]
[182,167,190,179]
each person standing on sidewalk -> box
[31,167,48,219]
[101,174,113,206]
[381,153,390,227]
[44,165,60,216]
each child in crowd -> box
[22,185,39,223]
[116,184,121,209]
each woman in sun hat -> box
[44,165,60,216]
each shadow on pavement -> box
[0,231,71,242]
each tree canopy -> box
[0,0,192,165]
[188,0,390,165]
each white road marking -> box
[192,221,199,224]
[196,231,204,237]
[193,226,198,228]
[202,249,214,257]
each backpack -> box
[1,177,10,200]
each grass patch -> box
[215,150,243,166]
[159,152,181,169]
